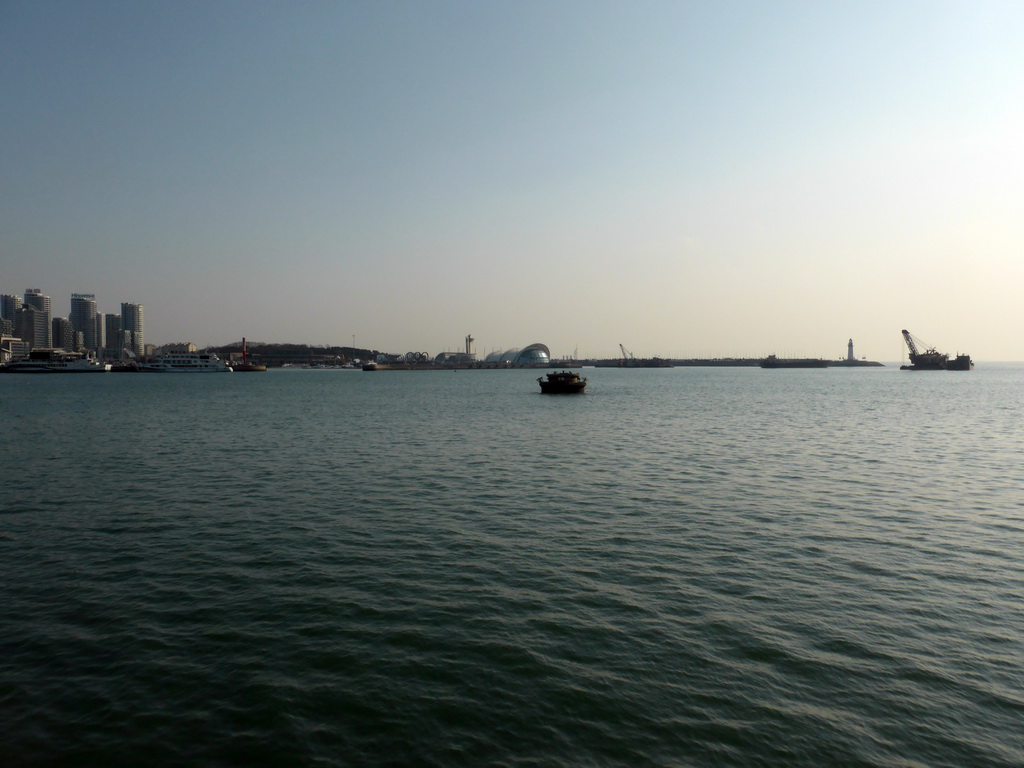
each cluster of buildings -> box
[427,336,551,366]
[1,289,145,362]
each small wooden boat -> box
[538,370,587,394]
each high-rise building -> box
[112,330,131,358]
[121,302,144,357]
[23,289,50,313]
[23,289,51,347]
[53,317,75,350]
[94,313,107,355]
[16,305,49,349]
[70,293,98,352]
[1,294,22,320]
[104,314,122,357]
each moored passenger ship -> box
[140,352,233,372]
[0,349,110,373]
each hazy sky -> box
[2,1,1021,360]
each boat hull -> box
[0,366,109,373]
[538,370,587,393]
[139,367,233,372]
[539,382,587,394]
[901,353,973,371]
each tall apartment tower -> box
[121,302,144,357]
[70,293,98,352]
[23,289,52,347]
[16,305,50,348]
[53,317,75,350]
[105,314,122,356]
[1,294,22,320]
[94,313,107,355]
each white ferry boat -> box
[0,349,111,373]
[140,352,233,372]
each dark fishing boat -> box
[538,370,587,394]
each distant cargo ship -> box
[760,355,829,369]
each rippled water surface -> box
[2,366,1023,766]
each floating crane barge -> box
[900,330,973,371]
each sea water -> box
[2,366,1022,767]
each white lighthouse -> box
[848,338,855,362]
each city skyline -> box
[3,282,894,362]
[2,2,1021,360]
[0,280,996,364]
[0,287,144,359]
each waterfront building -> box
[111,330,132,359]
[104,314,122,358]
[23,289,49,313]
[105,314,121,340]
[1,336,30,362]
[52,317,75,351]
[94,313,107,355]
[159,342,198,353]
[1,294,22,320]
[483,343,551,366]
[70,293,98,352]
[22,289,51,347]
[0,318,12,337]
[15,305,50,349]
[121,302,144,357]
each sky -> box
[1,0,1021,361]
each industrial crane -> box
[901,329,920,358]
[619,344,633,363]
[901,329,971,370]
[902,329,941,359]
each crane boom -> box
[901,329,918,357]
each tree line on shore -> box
[202,341,380,364]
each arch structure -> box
[400,351,431,363]
[483,343,550,366]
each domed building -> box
[483,343,550,366]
